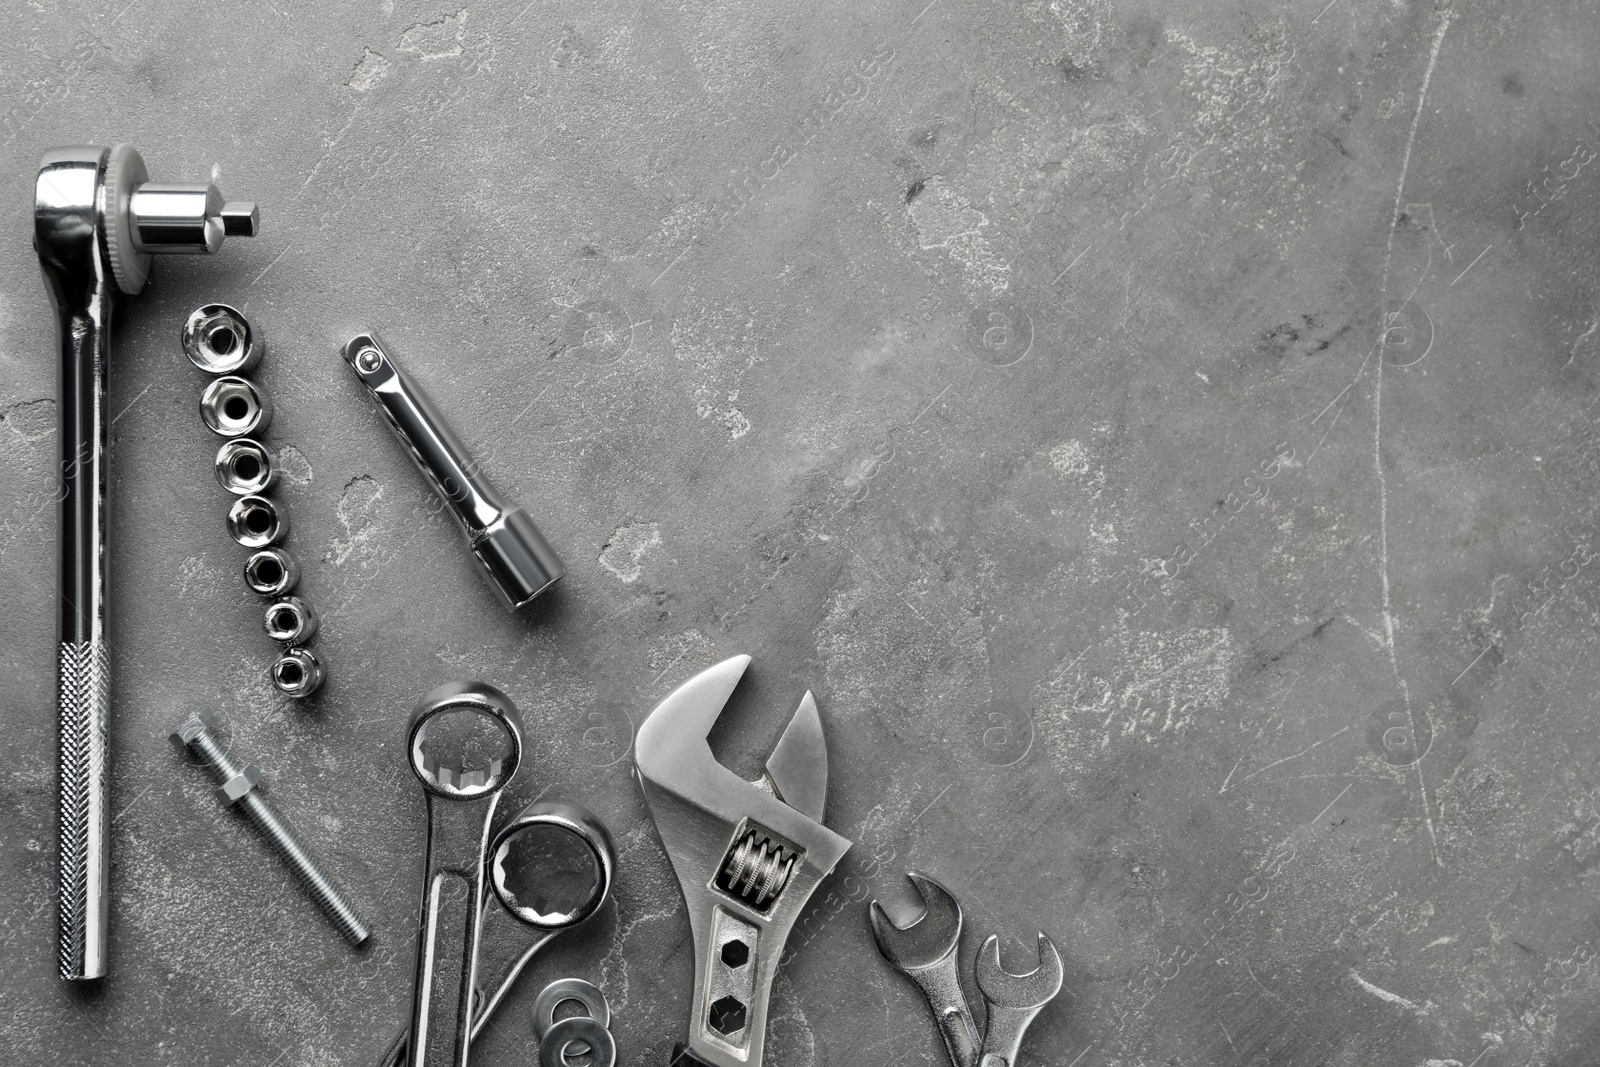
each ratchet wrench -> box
[379,799,615,1067]
[406,681,524,1067]
[35,144,256,980]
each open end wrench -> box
[869,871,979,1067]
[406,682,523,1067]
[36,144,256,980]
[378,799,614,1067]
[973,933,1063,1067]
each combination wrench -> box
[405,681,524,1067]
[35,144,256,980]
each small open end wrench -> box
[974,933,1063,1067]
[869,872,979,1067]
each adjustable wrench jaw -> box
[635,656,852,1067]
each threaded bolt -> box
[170,712,369,945]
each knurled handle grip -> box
[58,639,110,980]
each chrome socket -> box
[243,548,298,597]
[227,495,288,548]
[200,376,272,438]
[270,647,324,698]
[214,438,278,496]
[263,596,318,645]
[182,303,262,375]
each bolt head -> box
[215,764,262,806]
[168,710,218,754]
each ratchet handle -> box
[57,639,110,980]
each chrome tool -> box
[869,871,1063,1067]
[168,711,367,945]
[377,800,615,1067]
[405,681,524,1067]
[534,979,615,1067]
[635,655,851,1067]
[342,332,563,611]
[35,143,257,980]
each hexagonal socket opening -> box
[215,438,278,495]
[182,303,262,375]
[243,548,298,597]
[200,376,272,438]
[720,939,750,969]
[708,996,747,1037]
[227,494,287,548]
[263,596,317,645]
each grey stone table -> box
[3,0,1598,1064]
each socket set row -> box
[181,303,324,698]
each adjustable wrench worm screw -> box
[169,712,367,945]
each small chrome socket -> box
[227,494,288,548]
[264,596,318,645]
[181,303,262,375]
[270,647,324,698]
[243,548,298,597]
[200,376,272,438]
[214,438,278,495]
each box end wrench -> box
[36,144,257,981]
[377,799,615,1067]
[406,681,523,1067]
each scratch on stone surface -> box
[1239,727,1348,790]
[1349,968,1429,1014]
[1375,7,1451,870]
[110,384,150,426]
[300,102,366,190]
[250,245,293,286]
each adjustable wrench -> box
[634,655,852,1067]
[35,144,256,980]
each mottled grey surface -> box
[3,0,1600,1064]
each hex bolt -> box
[169,712,369,945]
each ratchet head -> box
[634,655,852,1067]
[407,680,523,798]
[973,933,1063,1010]
[35,145,258,302]
[869,871,965,973]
